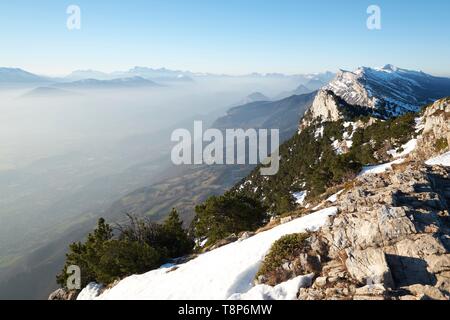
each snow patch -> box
[359,159,405,176]
[332,140,344,155]
[387,139,417,159]
[77,283,105,301]
[326,190,344,203]
[228,274,314,300]
[200,238,208,248]
[415,117,425,133]
[292,191,307,205]
[314,126,324,139]
[426,152,450,167]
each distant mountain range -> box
[275,74,335,100]
[0,67,336,93]
[0,68,50,84]
[21,87,77,98]
[54,76,160,90]
[66,67,195,83]
[232,92,270,106]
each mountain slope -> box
[233,92,270,106]
[21,87,77,98]
[0,68,49,84]
[214,91,317,140]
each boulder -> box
[405,284,448,300]
[345,247,394,288]
[298,253,322,274]
[425,254,450,274]
[313,277,328,288]
[394,235,446,258]
[376,206,416,243]
[48,288,78,300]
[354,284,386,297]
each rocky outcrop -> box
[297,162,450,300]
[304,89,342,124]
[413,97,450,161]
[48,288,78,300]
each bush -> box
[95,240,161,285]
[160,209,195,258]
[435,138,448,152]
[57,210,193,288]
[192,194,267,245]
[256,233,310,283]
[57,218,113,288]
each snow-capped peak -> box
[380,64,398,72]
[303,65,450,126]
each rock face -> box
[345,247,394,288]
[307,90,342,123]
[413,97,450,161]
[48,288,78,300]
[298,163,450,300]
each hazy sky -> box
[0,0,449,76]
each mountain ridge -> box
[301,65,450,128]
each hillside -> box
[214,92,317,140]
[0,67,50,84]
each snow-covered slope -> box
[304,65,450,124]
[359,159,405,176]
[426,151,450,167]
[78,207,338,300]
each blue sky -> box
[0,0,449,76]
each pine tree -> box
[162,209,193,258]
[57,218,113,288]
